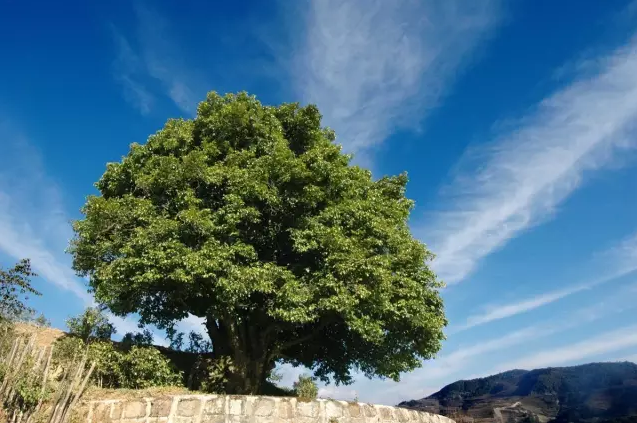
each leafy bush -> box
[200,356,234,393]
[88,341,124,388]
[14,373,47,412]
[120,346,183,389]
[294,375,318,400]
[52,336,86,370]
[8,353,50,414]
[52,336,182,390]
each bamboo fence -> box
[0,333,94,423]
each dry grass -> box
[13,323,66,347]
[82,385,194,401]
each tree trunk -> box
[205,316,273,394]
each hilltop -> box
[399,362,637,423]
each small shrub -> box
[88,341,124,388]
[33,313,51,328]
[120,346,183,389]
[198,356,235,393]
[14,374,46,412]
[294,375,319,400]
[9,354,50,414]
[52,336,86,371]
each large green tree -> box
[70,92,446,394]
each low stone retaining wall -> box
[86,394,455,423]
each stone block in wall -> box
[253,397,276,416]
[362,404,378,418]
[325,401,345,419]
[296,399,320,418]
[201,414,226,423]
[91,402,112,423]
[111,402,123,421]
[395,407,411,421]
[177,398,202,417]
[122,400,147,419]
[149,398,173,417]
[277,398,295,420]
[203,396,226,415]
[404,409,417,421]
[229,397,244,415]
[347,402,362,418]
[379,406,395,420]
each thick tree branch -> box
[269,320,332,361]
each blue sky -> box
[1,0,637,406]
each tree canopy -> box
[66,306,116,344]
[70,91,447,394]
[0,259,40,324]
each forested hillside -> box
[400,362,637,423]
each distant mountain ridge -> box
[399,362,637,423]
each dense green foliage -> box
[122,346,184,389]
[401,362,637,423]
[66,307,115,343]
[0,337,50,416]
[0,259,41,324]
[70,91,446,393]
[53,336,183,389]
[121,329,154,349]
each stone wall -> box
[86,394,455,423]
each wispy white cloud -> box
[454,233,637,331]
[440,282,637,369]
[0,126,90,302]
[456,283,596,332]
[111,28,154,115]
[110,4,203,115]
[292,0,500,157]
[329,281,637,404]
[0,123,142,336]
[493,323,637,372]
[425,36,637,284]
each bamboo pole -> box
[1,337,33,398]
[3,338,19,365]
[59,361,95,423]
[50,354,87,423]
[46,351,78,423]
[24,346,55,423]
